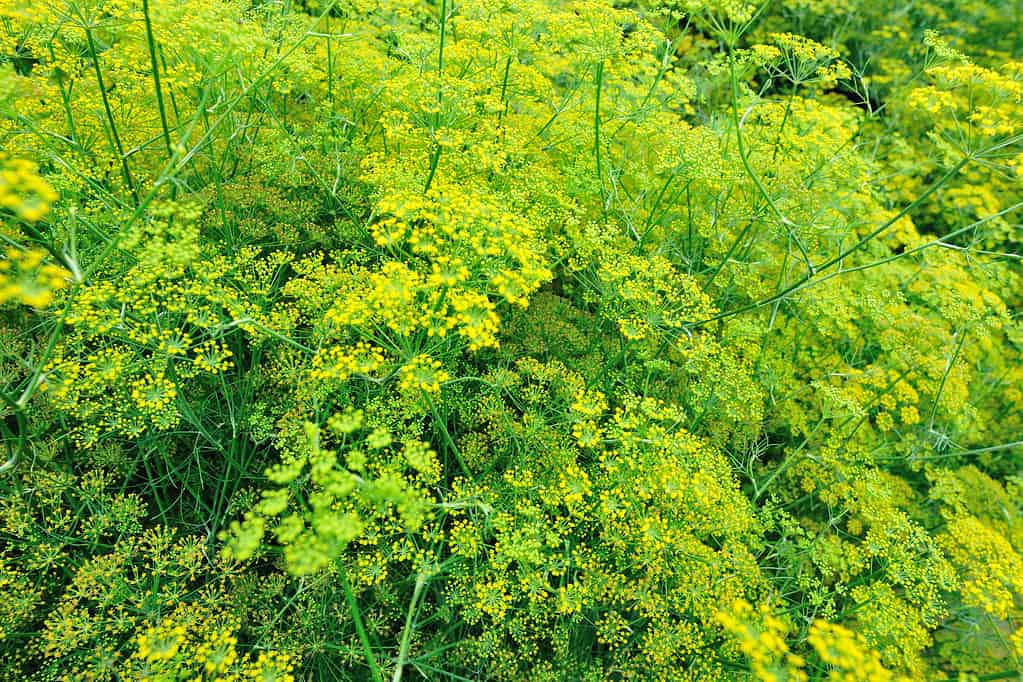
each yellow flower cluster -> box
[716,599,807,682]
[0,246,68,308]
[754,33,851,87]
[940,515,1023,620]
[593,253,715,340]
[318,181,553,354]
[439,360,769,676]
[0,156,57,222]
[807,621,902,681]
[398,354,450,395]
[309,342,386,383]
[131,606,295,681]
[0,557,40,644]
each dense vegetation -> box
[1,0,1022,679]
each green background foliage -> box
[1,0,1021,679]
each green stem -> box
[703,218,756,290]
[425,393,471,478]
[392,572,428,682]
[727,49,814,275]
[638,170,679,244]
[84,24,139,203]
[755,366,913,501]
[878,439,1023,463]
[340,565,384,682]
[689,155,971,329]
[16,4,339,416]
[141,0,173,157]
[423,143,442,194]
[927,327,967,432]
[326,16,336,132]
[771,88,796,161]
[594,60,606,216]
[424,0,449,193]
[437,0,447,77]
[47,42,80,150]
[497,54,512,123]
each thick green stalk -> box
[141,0,173,157]
[340,566,384,682]
[84,24,139,203]
[594,60,606,216]
[392,572,428,682]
